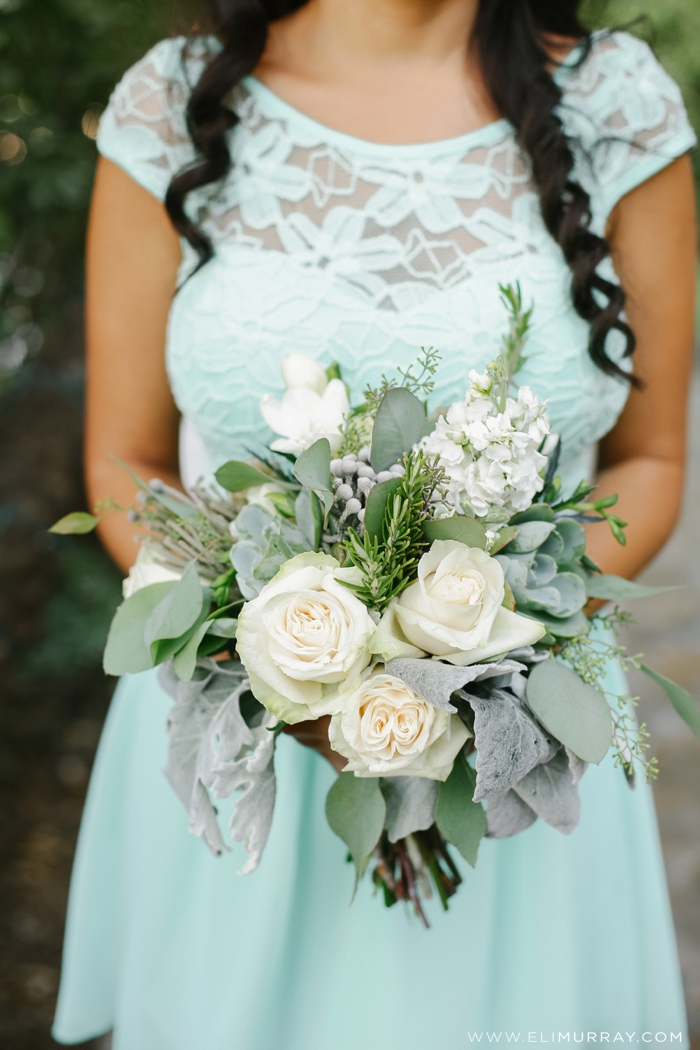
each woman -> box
[53,1,696,1047]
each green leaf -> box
[215,461,274,493]
[293,438,332,492]
[144,562,203,654]
[502,520,556,553]
[509,504,554,525]
[526,656,612,764]
[422,516,487,550]
[325,773,386,876]
[294,488,323,551]
[585,574,675,602]
[49,511,100,535]
[436,753,486,867]
[370,387,426,472]
[363,476,402,541]
[103,581,176,676]
[172,619,212,682]
[489,525,519,554]
[520,608,588,638]
[640,664,700,737]
[149,588,212,668]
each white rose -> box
[122,546,183,600]
[280,352,328,395]
[235,552,376,724]
[384,540,545,665]
[329,670,470,779]
[260,380,350,456]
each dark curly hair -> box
[165,0,636,384]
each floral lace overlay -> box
[97,31,695,476]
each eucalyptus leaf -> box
[172,618,213,682]
[103,581,176,676]
[206,617,238,639]
[525,655,612,763]
[460,687,558,801]
[215,461,275,493]
[585,574,675,602]
[144,562,203,653]
[294,488,322,551]
[640,664,700,737]
[436,753,486,867]
[381,777,439,843]
[485,789,537,839]
[294,438,332,492]
[363,477,402,541]
[422,516,487,549]
[370,387,426,473]
[325,772,386,875]
[49,511,100,535]
[385,657,527,713]
[512,749,580,833]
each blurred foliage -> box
[0,0,193,382]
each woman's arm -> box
[585,155,697,579]
[85,157,183,574]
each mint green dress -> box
[54,32,696,1049]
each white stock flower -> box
[421,375,550,519]
[329,670,469,779]
[260,379,350,456]
[235,552,376,724]
[374,540,545,666]
[281,352,328,395]
[122,546,183,600]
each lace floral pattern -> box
[97,31,695,477]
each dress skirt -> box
[53,648,688,1049]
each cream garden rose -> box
[329,670,469,779]
[373,539,545,666]
[235,552,376,724]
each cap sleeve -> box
[96,37,209,201]
[558,31,697,227]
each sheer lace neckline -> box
[242,75,512,155]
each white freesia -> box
[122,546,183,600]
[281,352,328,395]
[235,552,376,724]
[376,540,545,666]
[260,352,350,455]
[421,370,551,519]
[329,669,469,779]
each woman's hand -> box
[282,716,346,774]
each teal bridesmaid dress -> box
[53,30,696,1049]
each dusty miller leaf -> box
[385,657,527,713]
[512,749,580,834]
[459,687,558,802]
[485,790,538,839]
[380,776,439,843]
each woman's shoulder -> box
[557,30,696,220]
[559,30,692,143]
[96,36,220,201]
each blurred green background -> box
[0,1,698,1047]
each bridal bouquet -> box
[53,286,700,923]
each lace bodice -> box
[97,31,695,483]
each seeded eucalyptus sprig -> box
[341,451,446,613]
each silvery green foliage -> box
[385,657,528,713]
[380,776,439,843]
[496,518,588,635]
[329,446,405,538]
[158,658,277,873]
[231,503,308,599]
[458,687,559,803]
[485,789,538,839]
[511,750,580,833]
